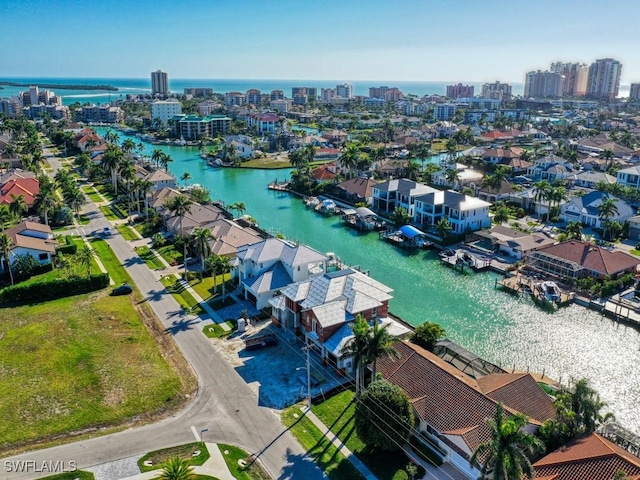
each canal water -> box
[96,129,640,433]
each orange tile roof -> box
[0,178,40,207]
[534,433,640,480]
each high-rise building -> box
[292,87,317,98]
[446,83,474,98]
[481,81,512,100]
[270,90,284,101]
[524,70,564,98]
[246,89,262,105]
[630,83,640,100]
[550,62,589,96]
[335,83,353,98]
[586,58,622,100]
[151,100,182,124]
[151,70,169,96]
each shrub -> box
[0,273,110,303]
[56,236,77,255]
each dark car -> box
[111,283,133,296]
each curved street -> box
[0,146,324,480]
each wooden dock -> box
[496,273,573,307]
[439,249,492,272]
[268,181,291,192]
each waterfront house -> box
[414,190,492,235]
[560,191,633,228]
[321,129,348,146]
[571,170,616,189]
[532,432,640,479]
[163,203,228,238]
[246,113,280,134]
[203,218,264,259]
[481,147,523,165]
[326,176,378,206]
[2,221,57,271]
[226,139,254,159]
[468,226,555,260]
[0,173,39,209]
[431,164,483,190]
[372,178,437,217]
[526,240,640,281]
[377,341,555,479]
[476,179,518,203]
[235,238,329,309]
[528,154,574,182]
[627,215,640,241]
[310,163,339,182]
[269,268,409,373]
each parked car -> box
[111,283,133,296]
[103,226,112,237]
[185,257,198,266]
[244,333,278,351]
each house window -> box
[297,265,300,271]
[38,253,48,260]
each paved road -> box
[1,145,324,480]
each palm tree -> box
[601,148,615,170]
[342,314,370,398]
[597,196,619,240]
[66,188,86,218]
[0,233,15,285]
[151,149,164,169]
[160,152,173,171]
[165,195,194,278]
[191,227,211,271]
[76,245,95,276]
[0,205,12,231]
[154,457,195,480]
[435,218,452,240]
[180,172,192,188]
[366,321,399,384]
[564,221,583,240]
[35,189,58,226]
[470,403,543,480]
[9,194,28,219]
[445,168,460,190]
[493,203,510,225]
[121,138,137,157]
[532,180,552,222]
[101,144,124,192]
[137,179,154,217]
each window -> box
[38,253,48,260]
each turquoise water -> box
[96,128,640,434]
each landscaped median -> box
[81,185,105,204]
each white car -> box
[103,226,112,236]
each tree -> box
[76,245,95,276]
[410,321,446,351]
[355,379,414,451]
[493,203,510,225]
[366,321,398,383]
[9,194,28,219]
[470,403,543,480]
[342,315,371,397]
[66,187,86,218]
[0,205,12,231]
[390,206,412,228]
[154,457,195,480]
[151,148,164,169]
[597,197,619,241]
[189,185,211,205]
[564,221,583,241]
[160,152,173,171]
[435,218,452,240]
[11,253,38,281]
[532,180,552,222]
[180,172,192,187]
[164,195,194,278]
[0,233,15,285]
[101,144,124,192]
[445,168,460,190]
[191,227,211,271]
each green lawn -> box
[630,249,640,257]
[217,444,270,480]
[0,291,187,453]
[94,184,115,202]
[239,157,292,169]
[281,406,364,480]
[70,237,101,275]
[38,471,95,480]
[76,214,91,226]
[116,224,140,241]
[160,276,204,316]
[99,205,119,221]
[157,244,184,265]
[202,321,236,338]
[135,246,166,270]
[312,390,428,479]
[133,221,160,238]
[189,274,231,301]
[81,185,105,204]
[138,442,209,472]
[89,238,132,285]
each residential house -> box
[235,238,329,309]
[227,139,254,159]
[0,174,39,209]
[527,240,640,281]
[377,341,555,478]
[150,187,182,213]
[476,180,519,204]
[560,191,633,228]
[575,134,634,158]
[314,147,341,161]
[246,113,280,134]
[528,154,575,182]
[372,179,437,217]
[414,190,492,235]
[321,129,348,146]
[310,163,338,182]
[146,169,177,192]
[572,170,616,189]
[202,218,264,259]
[532,432,640,480]
[374,158,407,179]
[616,165,640,190]
[481,148,523,165]
[628,215,640,241]
[327,176,379,205]
[163,203,228,237]
[431,164,483,190]
[3,221,57,270]
[468,226,555,260]
[269,268,409,373]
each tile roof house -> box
[164,203,228,237]
[533,433,640,480]
[527,240,640,281]
[201,218,264,258]
[310,163,339,182]
[3,221,57,271]
[469,225,555,260]
[560,191,634,229]
[235,238,329,309]
[377,341,555,478]
[328,176,379,206]
[269,268,408,373]
[0,176,39,208]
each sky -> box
[2,0,639,84]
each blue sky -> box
[2,0,639,83]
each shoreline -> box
[0,81,118,91]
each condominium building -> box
[550,62,589,96]
[433,103,457,121]
[629,83,640,100]
[524,70,564,98]
[246,89,262,105]
[75,104,124,123]
[197,100,220,116]
[151,70,169,95]
[183,88,213,97]
[446,83,475,98]
[292,87,317,98]
[321,88,336,101]
[336,83,353,98]
[0,97,21,118]
[270,90,284,101]
[173,114,231,140]
[225,92,247,107]
[586,58,622,100]
[151,100,182,124]
[24,104,70,121]
[481,81,512,100]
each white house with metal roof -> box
[414,190,491,235]
[234,238,329,309]
[371,178,438,217]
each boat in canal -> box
[315,198,339,215]
[341,206,387,231]
[380,225,433,249]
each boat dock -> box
[496,273,573,307]
[439,248,492,272]
[268,181,290,192]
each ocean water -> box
[0,77,525,105]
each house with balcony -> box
[616,165,640,190]
[235,238,329,309]
[560,191,633,229]
[572,170,616,189]
[414,190,491,235]
[527,154,574,182]
[246,113,280,134]
[372,179,437,217]
[269,268,409,373]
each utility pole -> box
[305,344,312,410]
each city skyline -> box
[2,0,640,84]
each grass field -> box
[116,224,140,241]
[81,185,105,204]
[0,289,190,454]
[160,276,204,316]
[135,246,166,270]
[157,244,183,265]
[99,205,119,221]
[93,184,115,202]
[202,321,235,338]
[89,238,132,285]
[189,275,230,301]
[217,444,270,480]
[281,406,364,480]
[239,156,292,169]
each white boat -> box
[315,199,338,215]
[540,281,561,302]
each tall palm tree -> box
[342,314,370,398]
[165,195,194,278]
[191,227,211,271]
[366,321,399,384]
[121,138,137,157]
[137,179,154,217]
[532,180,552,222]
[0,233,15,285]
[66,188,85,218]
[9,194,28,219]
[151,149,164,169]
[180,172,192,187]
[564,221,583,240]
[0,205,12,231]
[160,152,173,171]
[101,144,124,192]
[435,218,452,240]
[35,189,58,226]
[154,457,195,480]
[597,196,620,241]
[470,403,543,480]
[445,168,460,190]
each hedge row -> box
[56,235,78,255]
[0,273,110,303]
